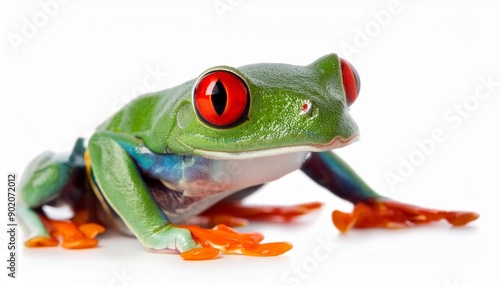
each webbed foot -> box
[332,199,479,233]
[198,201,323,227]
[178,224,292,260]
[25,216,105,249]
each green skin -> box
[19,54,381,253]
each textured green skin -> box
[18,152,72,239]
[88,132,196,251]
[87,53,358,251]
[20,54,364,252]
[19,139,87,241]
[20,152,72,208]
[98,54,358,156]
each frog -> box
[18,53,479,260]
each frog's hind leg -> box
[195,186,323,227]
[19,138,105,248]
[301,151,479,233]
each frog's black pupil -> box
[210,80,227,116]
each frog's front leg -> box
[301,151,479,232]
[88,132,293,259]
[88,132,198,253]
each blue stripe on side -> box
[116,139,216,186]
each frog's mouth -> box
[190,134,360,160]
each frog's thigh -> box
[20,151,72,207]
[19,150,75,247]
[87,132,177,247]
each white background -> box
[1,1,500,285]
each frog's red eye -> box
[340,58,360,106]
[194,70,249,128]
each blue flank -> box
[116,139,217,185]
[116,140,184,183]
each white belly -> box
[162,152,309,195]
[156,152,310,223]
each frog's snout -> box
[340,58,360,106]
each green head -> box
[169,53,361,159]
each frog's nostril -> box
[299,100,312,115]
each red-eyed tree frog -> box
[18,54,478,260]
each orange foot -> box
[332,200,479,233]
[178,224,293,260]
[198,201,323,227]
[25,216,105,249]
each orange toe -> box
[25,236,59,248]
[242,242,293,257]
[332,200,479,233]
[181,247,220,260]
[332,210,355,233]
[61,238,99,249]
[79,223,106,239]
[178,224,292,259]
[445,212,480,226]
